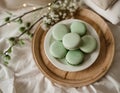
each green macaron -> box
[63,33,81,50]
[66,50,84,66]
[80,35,97,53]
[70,21,86,36]
[52,24,69,40]
[50,41,67,58]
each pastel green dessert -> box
[80,35,97,53]
[52,24,69,40]
[66,50,84,65]
[70,21,86,36]
[50,41,67,58]
[63,33,81,50]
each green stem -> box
[17,15,45,38]
[3,15,45,56]
[4,45,14,55]
[0,0,58,27]
[0,5,48,27]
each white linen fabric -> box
[84,0,120,24]
[91,0,118,10]
[0,0,120,93]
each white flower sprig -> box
[42,0,80,28]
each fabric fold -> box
[0,64,16,93]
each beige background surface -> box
[0,0,120,93]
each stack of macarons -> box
[50,21,97,66]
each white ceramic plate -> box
[44,19,100,72]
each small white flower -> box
[57,0,62,5]
[66,1,78,13]
[63,3,67,7]
[64,0,69,4]
[42,0,80,29]
[58,12,62,16]
[43,16,52,24]
[49,11,59,20]
[47,18,52,24]
[62,12,67,19]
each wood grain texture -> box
[32,8,115,87]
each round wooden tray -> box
[32,8,115,87]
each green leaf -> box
[26,22,31,28]
[9,37,16,45]
[7,47,12,53]
[4,61,9,65]
[30,33,34,38]
[26,31,31,36]
[9,37,15,42]
[17,18,23,24]
[5,17,10,22]
[19,27,26,32]
[27,32,34,38]
[18,39,25,46]
[4,55,11,60]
